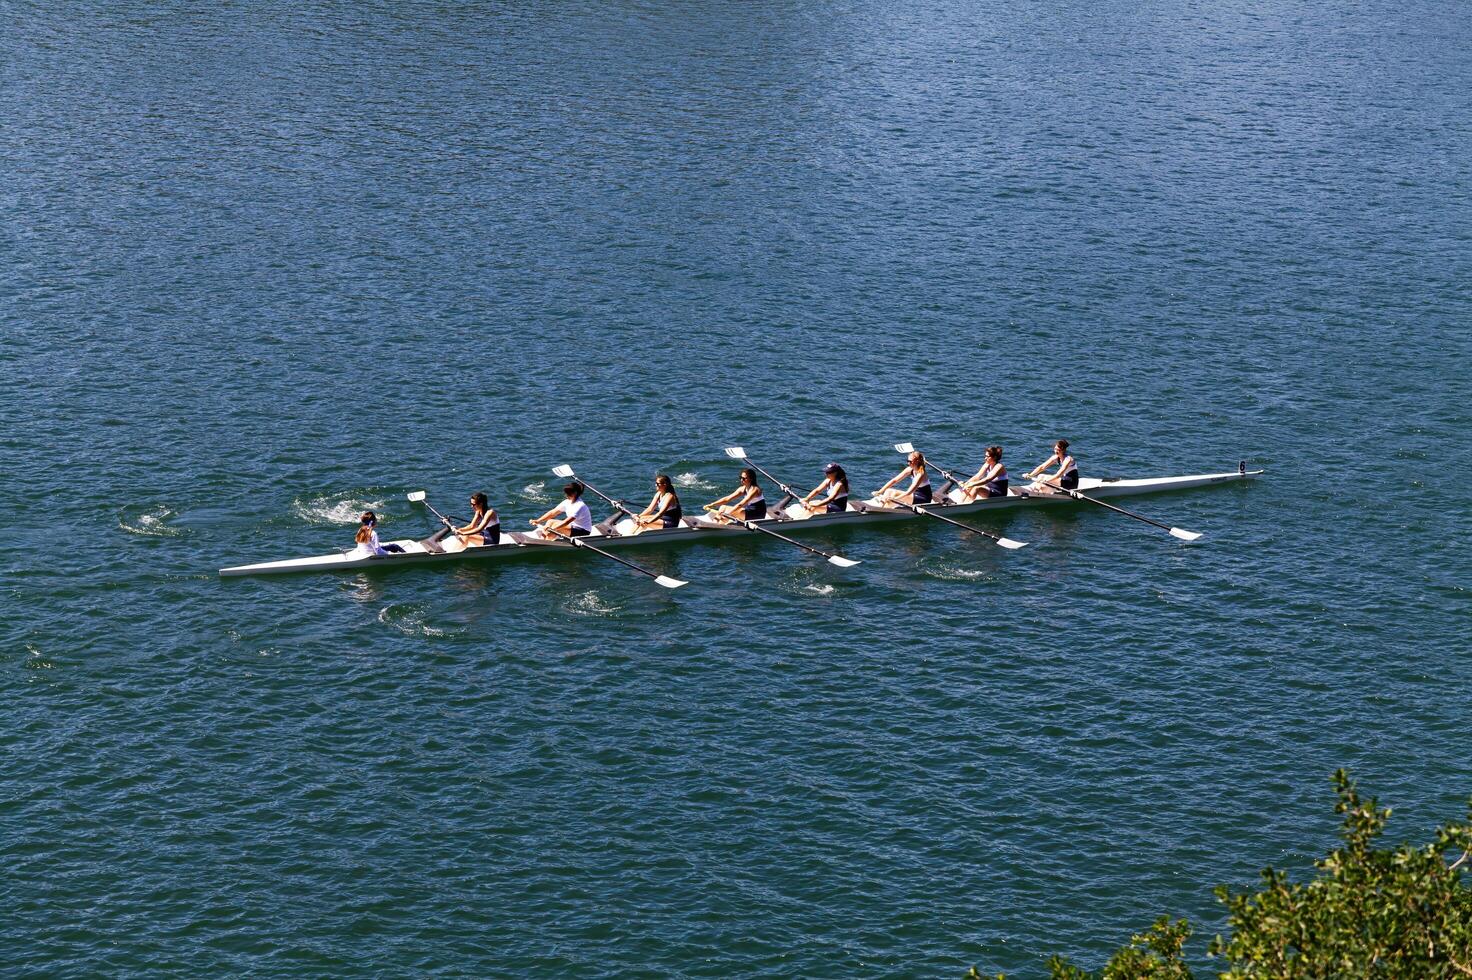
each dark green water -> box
[4,1,1470,975]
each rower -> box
[959,446,1008,501]
[355,511,405,556]
[705,468,766,524]
[1025,439,1079,493]
[448,492,500,549]
[532,482,595,538]
[800,463,850,515]
[876,451,932,506]
[633,474,683,533]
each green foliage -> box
[968,771,1472,979]
[1045,917,1193,979]
[1211,769,1472,978]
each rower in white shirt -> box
[531,482,595,538]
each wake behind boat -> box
[217,451,1263,578]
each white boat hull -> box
[219,469,1262,577]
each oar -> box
[1023,477,1203,542]
[716,450,859,565]
[889,497,1027,549]
[406,490,457,528]
[876,446,1027,550]
[723,447,809,503]
[893,442,972,491]
[705,509,860,567]
[551,464,640,522]
[537,525,688,589]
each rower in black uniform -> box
[800,463,851,515]
[633,474,683,533]
[960,446,1009,501]
[876,451,932,506]
[705,468,766,524]
[1025,439,1078,493]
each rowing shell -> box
[218,469,1261,577]
[220,470,1261,577]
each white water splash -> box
[674,472,717,490]
[292,494,385,525]
[377,603,454,638]
[518,481,550,502]
[924,563,993,582]
[801,582,837,596]
[564,590,624,617]
[118,504,188,537]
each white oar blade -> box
[1169,527,1203,542]
[655,575,689,589]
[827,555,861,568]
[724,446,747,459]
[893,442,914,453]
[996,537,1028,550]
[552,464,575,478]
[406,490,427,502]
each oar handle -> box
[576,477,640,520]
[742,458,809,506]
[743,460,785,493]
[934,464,966,485]
[420,500,458,527]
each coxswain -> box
[354,511,405,555]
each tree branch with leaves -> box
[966,771,1472,979]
